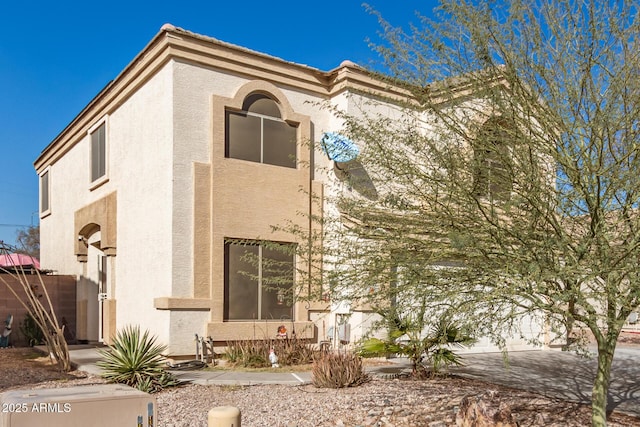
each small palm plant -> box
[359,305,475,378]
[425,318,475,375]
[97,325,180,393]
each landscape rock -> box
[456,390,517,427]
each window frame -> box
[473,121,513,202]
[223,239,296,321]
[88,117,109,188]
[39,168,51,217]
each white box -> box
[0,384,157,427]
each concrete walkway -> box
[63,344,640,417]
[64,345,313,386]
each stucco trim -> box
[193,162,211,299]
[35,26,414,173]
[224,80,307,132]
[75,192,117,258]
[205,321,316,342]
[208,81,315,325]
[154,297,212,310]
[103,299,117,344]
[35,38,173,172]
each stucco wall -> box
[107,62,175,343]
[40,62,175,346]
[171,61,241,300]
[39,56,343,354]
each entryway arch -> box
[74,192,117,343]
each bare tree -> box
[15,225,39,259]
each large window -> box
[473,121,512,201]
[40,170,49,214]
[224,240,295,321]
[225,94,297,168]
[91,122,106,182]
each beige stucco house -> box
[34,24,415,355]
[35,24,548,355]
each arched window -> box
[473,119,512,201]
[225,94,297,168]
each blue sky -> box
[0,0,436,247]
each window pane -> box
[261,245,294,320]
[243,94,281,118]
[224,243,259,320]
[40,172,49,213]
[91,123,106,182]
[489,160,511,201]
[226,112,261,163]
[263,119,297,168]
[473,155,490,197]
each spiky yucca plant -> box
[97,325,180,393]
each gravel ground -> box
[1,347,639,427]
[154,378,640,427]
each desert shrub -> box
[272,337,316,365]
[311,350,370,388]
[20,312,44,346]
[225,337,317,367]
[224,340,269,368]
[97,325,180,393]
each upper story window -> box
[90,122,107,183]
[39,170,50,214]
[225,94,297,168]
[473,120,513,201]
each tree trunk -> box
[591,334,617,427]
[565,297,576,348]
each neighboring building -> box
[34,24,545,355]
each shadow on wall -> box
[334,160,379,200]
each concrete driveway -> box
[452,345,640,418]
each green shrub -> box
[311,351,370,388]
[20,312,44,347]
[97,325,180,393]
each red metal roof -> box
[0,254,40,270]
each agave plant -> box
[97,325,180,393]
